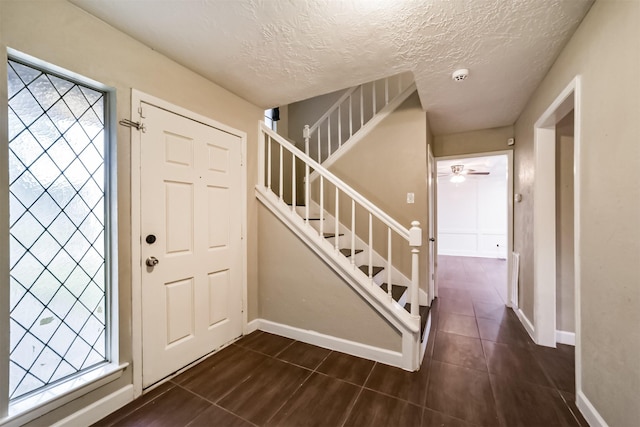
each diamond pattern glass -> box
[8,59,107,400]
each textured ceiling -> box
[69,0,593,135]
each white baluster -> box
[385,77,389,105]
[291,152,296,213]
[373,81,377,115]
[338,105,342,149]
[349,95,353,138]
[387,227,392,299]
[317,126,321,163]
[305,162,310,225]
[409,221,422,317]
[258,126,265,188]
[327,118,331,157]
[267,135,272,191]
[319,176,324,237]
[368,212,373,281]
[302,126,309,221]
[360,85,364,127]
[351,200,356,265]
[335,188,340,252]
[279,143,283,201]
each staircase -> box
[304,72,416,172]
[256,115,430,371]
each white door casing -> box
[139,102,243,387]
[427,147,436,302]
[435,150,514,307]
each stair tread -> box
[403,303,430,342]
[323,233,345,238]
[339,248,363,257]
[380,283,408,302]
[358,265,384,277]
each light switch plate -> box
[407,192,415,204]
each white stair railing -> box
[258,122,422,319]
[303,73,413,165]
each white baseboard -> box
[555,330,576,346]
[245,318,260,334]
[51,385,134,427]
[577,390,609,427]
[247,318,404,368]
[438,250,506,259]
[515,307,535,341]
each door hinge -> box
[119,118,146,132]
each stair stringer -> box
[309,82,417,182]
[256,188,421,371]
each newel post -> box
[303,125,310,156]
[409,221,422,318]
[258,122,265,188]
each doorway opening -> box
[435,152,514,306]
[533,77,580,355]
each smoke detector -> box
[452,69,469,82]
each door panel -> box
[140,103,242,387]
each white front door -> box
[140,102,243,387]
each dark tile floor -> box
[94,256,587,427]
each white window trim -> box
[1,49,122,424]
[0,362,128,427]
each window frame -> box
[264,108,277,132]
[0,49,124,426]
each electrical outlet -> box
[407,192,415,204]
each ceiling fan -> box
[438,164,490,178]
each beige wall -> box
[513,0,640,424]
[328,92,429,294]
[257,205,401,351]
[433,126,514,158]
[0,1,263,424]
[555,112,575,333]
[276,104,289,139]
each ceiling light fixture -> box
[452,68,469,82]
[450,164,466,183]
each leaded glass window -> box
[7,59,109,400]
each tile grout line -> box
[338,361,377,427]
[261,367,315,426]
[474,284,504,427]
[98,382,177,426]
[176,383,260,427]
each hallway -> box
[428,255,584,426]
[94,256,586,427]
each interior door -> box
[428,148,437,302]
[140,102,243,387]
